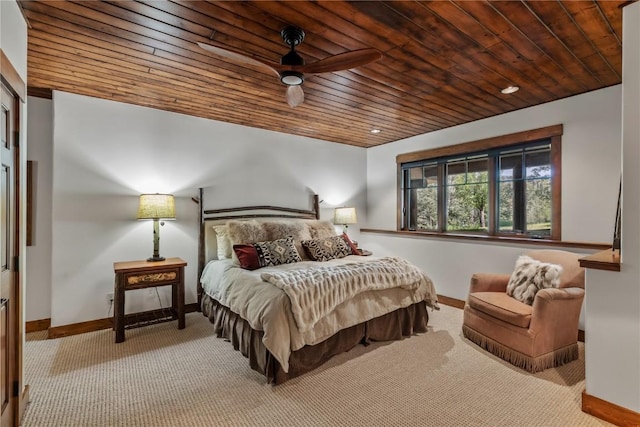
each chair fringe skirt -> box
[462,325,578,373]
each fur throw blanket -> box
[260,257,426,332]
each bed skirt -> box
[201,294,430,384]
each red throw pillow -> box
[341,233,360,255]
[233,244,261,270]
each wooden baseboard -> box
[582,390,640,426]
[47,303,199,339]
[25,318,50,333]
[48,317,113,339]
[436,294,466,309]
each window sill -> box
[360,228,611,250]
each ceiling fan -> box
[197,26,383,108]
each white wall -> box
[584,2,640,412]
[45,91,367,327]
[1,1,28,80]
[362,86,622,322]
[26,98,53,321]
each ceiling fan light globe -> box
[280,72,304,86]
[286,85,305,108]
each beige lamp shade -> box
[137,194,176,220]
[334,207,357,226]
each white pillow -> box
[212,225,232,259]
[506,255,562,305]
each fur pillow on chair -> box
[506,255,563,305]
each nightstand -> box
[113,257,187,343]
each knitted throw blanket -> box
[260,257,425,332]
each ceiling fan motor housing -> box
[280,26,306,85]
[281,26,305,47]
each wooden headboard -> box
[196,188,320,308]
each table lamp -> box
[137,194,175,261]
[334,207,357,234]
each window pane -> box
[408,166,424,189]
[526,178,551,236]
[415,187,438,230]
[525,150,551,179]
[447,183,489,231]
[500,153,522,181]
[499,181,516,232]
[467,158,488,183]
[424,165,438,187]
[447,162,466,184]
[446,158,489,232]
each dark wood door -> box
[0,83,16,427]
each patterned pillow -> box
[233,236,302,270]
[302,235,352,262]
[506,255,563,305]
[212,225,231,259]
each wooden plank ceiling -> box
[20,0,626,148]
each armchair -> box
[462,250,585,372]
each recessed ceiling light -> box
[370,129,381,134]
[501,85,520,94]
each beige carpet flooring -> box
[22,305,611,427]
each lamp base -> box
[147,256,166,262]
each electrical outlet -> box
[105,292,114,304]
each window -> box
[397,125,561,240]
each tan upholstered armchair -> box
[462,250,585,372]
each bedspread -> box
[260,257,427,332]
[200,256,438,373]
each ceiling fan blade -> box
[197,42,281,78]
[286,85,304,108]
[300,49,382,74]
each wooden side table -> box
[113,257,187,343]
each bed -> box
[197,190,438,384]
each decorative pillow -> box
[263,220,312,242]
[302,235,352,262]
[233,236,302,270]
[506,255,563,305]
[341,233,360,255]
[262,220,313,260]
[212,225,231,259]
[226,220,269,246]
[233,244,261,270]
[308,220,338,240]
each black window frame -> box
[396,125,562,241]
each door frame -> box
[0,48,26,427]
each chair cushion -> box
[467,292,533,329]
